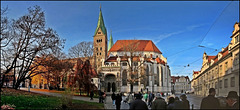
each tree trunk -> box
[0,74,6,89]
[130,84,133,93]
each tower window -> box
[96,48,98,51]
[100,47,102,50]
[98,32,101,34]
[97,53,98,56]
[100,39,102,42]
[100,53,101,55]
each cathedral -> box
[92,7,171,93]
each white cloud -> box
[154,24,206,44]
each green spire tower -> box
[94,5,107,36]
[108,30,113,51]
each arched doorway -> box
[105,74,116,92]
[107,82,111,92]
[112,82,116,92]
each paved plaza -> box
[20,88,203,109]
[104,93,203,109]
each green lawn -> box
[1,88,104,109]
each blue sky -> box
[2,1,239,80]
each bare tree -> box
[0,7,14,89]
[121,40,147,92]
[0,5,65,89]
[68,41,93,59]
[72,58,96,96]
[34,52,74,90]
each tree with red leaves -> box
[73,58,97,96]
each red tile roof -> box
[105,56,141,62]
[108,40,162,54]
[207,56,215,63]
[193,71,200,74]
[156,57,166,65]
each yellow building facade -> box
[192,22,239,97]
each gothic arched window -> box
[146,65,149,86]
[122,70,127,86]
[161,66,163,86]
[155,66,159,86]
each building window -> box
[105,62,109,65]
[219,65,222,75]
[134,62,138,66]
[122,70,127,86]
[212,70,214,79]
[100,53,101,55]
[160,66,163,86]
[225,62,228,72]
[100,47,102,51]
[215,82,218,89]
[97,53,98,56]
[220,80,222,89]
[235,35,239,43]
[231,77,235,87]
[224,79,228,88]
[96,48,98,51]
[122,62,127,66]
[98,32,101,34]
[155,67,159,86]
[234,53,239,66]
[145,65,149,86]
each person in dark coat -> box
[148,92,154,107]
[200,88,220,109]
[180,94,190,109]
[226,91,239,109]
[98,90,102,103]
[151,93,167,109]
[167,97,175,109]
[111,92,116,106]
[90,90,94,100]
[130,93,148,110]
[115,94,122,110]
[173,97,183,109]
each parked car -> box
[185,90,194,94]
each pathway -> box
[20,88,99,103]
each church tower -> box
[93,5,108,70]
[108,30,113,51]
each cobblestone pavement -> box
[21,88,203,109]
[175,93,203,109]
[104,93,203,109]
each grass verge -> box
[1,88,104,109]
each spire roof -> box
[108,30,113,51]
[94,6,107,36]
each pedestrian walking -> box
[148,92,154,107]
[103,91,106,104]
[127,92,134,107]
[98,90,102,103]
[180,94,190,109]
[226,91,239,109]
[116,93,122,110]
[167,96,175,109]
[90,90,94,100]
[151,93,167,109]
[111,92,116,106]
[130,93,148,110]
[144,92,148,102]
[200,88,220,109]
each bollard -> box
[192,104,194,110]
